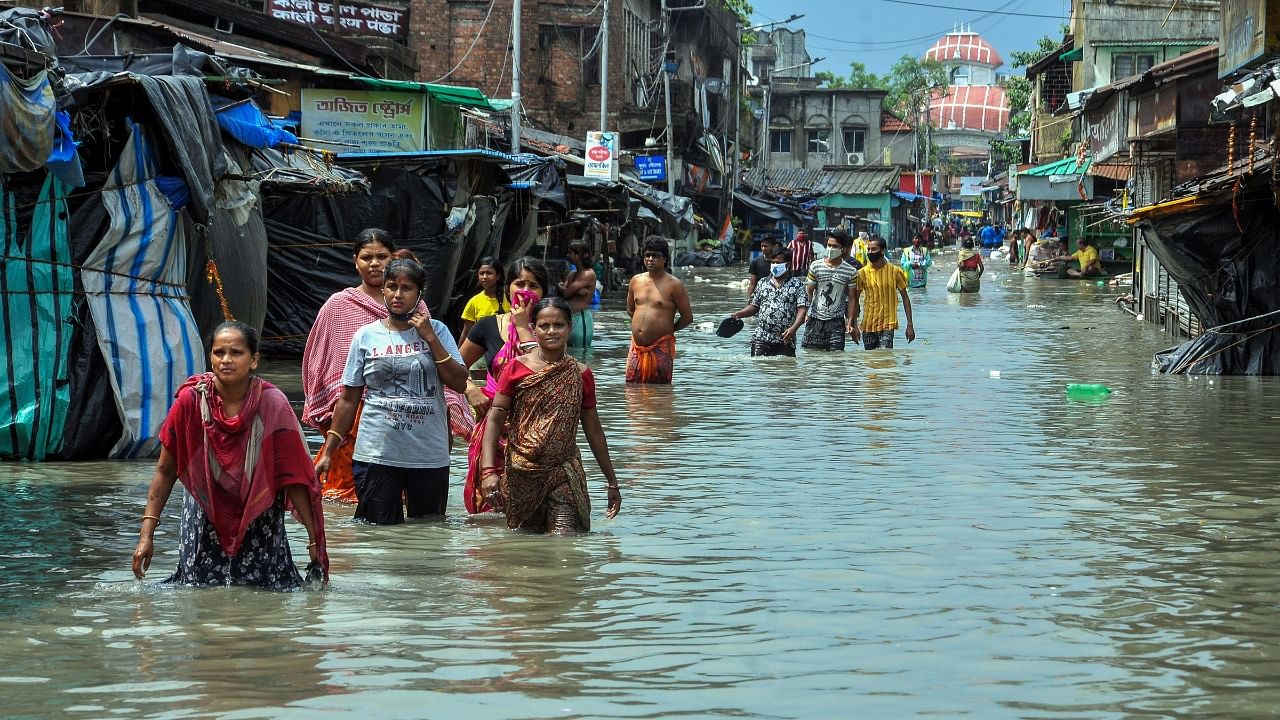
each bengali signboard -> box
[584,131,619,181]
[267,0,408,41]
[959,176,985,197]
[1219,0,1279,78]
[634,154,666,182]
[301,88,425,153]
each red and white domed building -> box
[923,29,1009,175]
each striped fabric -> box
[0,174,74,459]
[789,233,813,275]
[82,120,203,458]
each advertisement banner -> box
[301,88,425,153]
[584,131,619,181]
[267,0,408,41]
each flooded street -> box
[4,258,1280,718]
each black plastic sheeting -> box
[55,193,122,460]
[260,162,529,355]
[62,71,226,224]
[1143,189,1280,374]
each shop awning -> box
[1059,47,1083,62]
[1021,156,1092,177]
[353,77,514,112]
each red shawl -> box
[160,373,329,579]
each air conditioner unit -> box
[845,152,865,165]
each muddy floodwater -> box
[3,259,1280,718]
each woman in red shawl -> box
[132,322,328,590]
[302,228,472,503]
[480,297,621,533]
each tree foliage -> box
[884,55,948,116]
[723,0,754,26]
[816,62,888,90]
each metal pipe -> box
[511,0,523,153]
[600,0,609,130]
[662,0,674,193]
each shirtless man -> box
[625,236,692,383]
[557,239,597,352]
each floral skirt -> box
[163,493,304,591]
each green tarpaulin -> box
[0,173,72,459]
[353,78,513,112]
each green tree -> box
[816,62,887,90]
[883,55,947,164]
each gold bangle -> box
[142,514,160,524]
[325,429,344,443]
[434,354,453,364]
[307,542,317,548]
[605,484,619,489]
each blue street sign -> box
[635,154,666,182]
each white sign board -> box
[584,131,619,181]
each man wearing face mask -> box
[801,231,858,352]
[727,248,808,357]
[850,235,916,350]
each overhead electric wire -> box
[874,0,1208,22]
[428,0,498,84]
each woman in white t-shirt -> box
[314,258,469,524]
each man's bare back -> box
[627,270,692,346]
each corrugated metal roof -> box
[741,167,834,195]
[741,166,900,196]
[828,166,900,195]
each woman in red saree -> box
[132,322,328,590]
[302,229,472,503]
[480,297,621,533]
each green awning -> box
[1059,47,1083,62]
[353,77,513,111]
[1022,156,1091,177]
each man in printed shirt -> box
[802,231,857,351]
[850,236,916,350]
[728,248,808,357]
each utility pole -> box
[599,0,609,130]
[661,0,675,194]
[511,0,523,153]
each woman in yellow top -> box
[458,257,511,343]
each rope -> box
[205,259,234,321]
[1,253,187,289]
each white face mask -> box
[770,263,788,278]
[826,246,842,260]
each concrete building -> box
[761,85,915,171]
[1068,0,1218,92]
[406,0,742,157]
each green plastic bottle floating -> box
[1065,383,1112,397]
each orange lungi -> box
[314,404,363,504]
[625,334,676,384]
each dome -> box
[929,85,1008,133]
[925,32,1003,67]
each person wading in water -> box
[625,236,692,383]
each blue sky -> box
[749,0,1072,76]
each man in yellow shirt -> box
[850,236,916,350]
[1066,238,1105,278]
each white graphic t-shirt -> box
[341,319,462,468]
